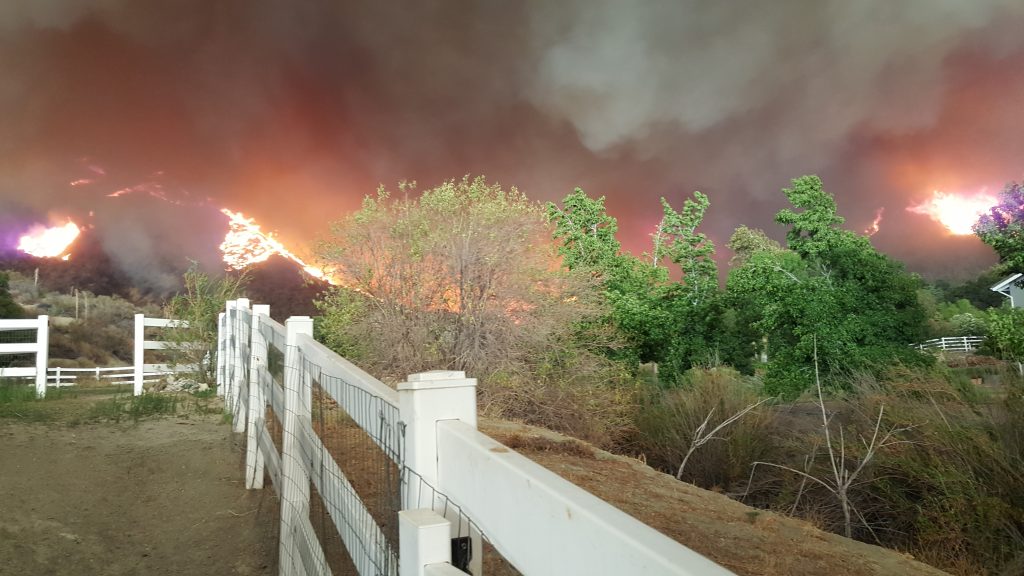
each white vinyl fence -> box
[914,336,985,353]
[49,365,169,387]
[1,313,197,397]
[0,315,49,397]
[133,313,201,395]
[219,299,733,576]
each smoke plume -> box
[1,0,1023,287]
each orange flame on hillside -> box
[219,209,334,283]
[907,190,997,235]
[17,220,81,258]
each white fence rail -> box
[219,300,733,576]
[133,313,200,396]
[915,335,985,352]
[0,316,48,397]
[2,313,196,397]
[48,365,171,387]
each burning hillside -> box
[219,209,332,283]
[2,199,329,313]
[17,220,80,260]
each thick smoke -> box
[1,0,1023,287]
[527,1,1024,177]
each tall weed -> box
[632,363,1024,574]
[740,365,1024,575]
[636,367,775,490]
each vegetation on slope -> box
[304,174,1023,574]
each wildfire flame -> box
[907,190,997,235]
[219,209,333,283]
[864,207,884,237]
[17,220,81,258]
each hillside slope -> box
[480,418,949,576]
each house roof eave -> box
[991,272,1024,294]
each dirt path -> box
[0,416,278,575]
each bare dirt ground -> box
[0,386,955,576]
[0,392,279,576]
[481,418,951,576]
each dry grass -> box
[479,369,639,451]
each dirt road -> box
[0,415,278,575]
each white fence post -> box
[399,509,457,576]
[232,298,251,433]
[216,311,226,394]
[279,315,314,576]
[399,371,478,486]
[35,315,49,398]
[225,300,237,407]
[246,304,270,490]
[224,300,237,401]
[398,371,481,575]
[133,313,144,396]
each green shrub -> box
[737,365,1024,575]
[0,272,24,319]
[863,371,1024,573]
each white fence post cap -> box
[399,371,476,391]
[401,508,451,529]
[408,370,466,381]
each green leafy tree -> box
[0,272,25,369]
[0,272,24,319]
[775,176,845,260]
[656,192,717,304]
[547,191,667,365]
[950,312,988,337]
[933,268,1011,311]
[316,176,612,380]
[547,189,721,379]
[974,182,1024,272]
[726,176,928,396]
[545,189,622,271]
[655,193,724,377]
[987,307,1024,374]
[165,264,248,383]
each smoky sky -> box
[2,0,1024,289]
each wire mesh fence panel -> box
[301,428,398,576]
[265,403,285,451]
[402,467,520,575]
[0,327,36,343]
[0,327,38,370]
[262,334,288,453]
[304,360,403,576]
[261,322,288,361]
[309,482,361,575]
[231,310,532,576]
[256,347,287,489]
